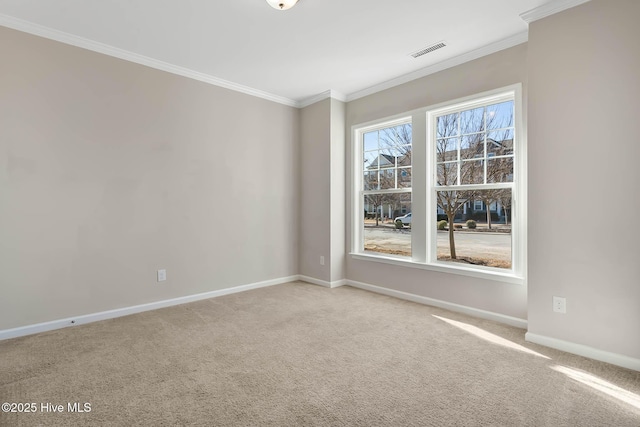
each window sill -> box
[349,252,525,285]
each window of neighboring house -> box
[360,118,412,258]
[352,85,525,283]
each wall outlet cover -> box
[553,296,566,314]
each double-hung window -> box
[352,85,525,283]
[359,118,412,257]
[429,91,519,271]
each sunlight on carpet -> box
[433,314,550,359]
[552,365,640,410]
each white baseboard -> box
[525,332,640,372]
[345,279,528,329]
[0,275,299,341]
[298,275,346,289]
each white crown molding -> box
[298,90,347,108]
[329,90,348,103]
[346,31,529,103]
[526,332,640,372]
[520,0,592,24]
[0,14,299,108]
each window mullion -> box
[456,112,461,185]
[483,132,488,184]
[395,156,398,189]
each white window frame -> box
[353,116,413,259]
[351,84,526,285]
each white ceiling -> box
[0,0,586,107]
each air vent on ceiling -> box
[410,41,447,58]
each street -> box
[363,227,511,267]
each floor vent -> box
[410,41,447,58]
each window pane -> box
[364,152,379,170]
[379,169,396,189]
[364,171,378,190]
[436,189,512,269]
[398,147,412,167]
[437,162,458,186]
[487,130,514,156]
[461,160,484,184]
[436,138,458,162]
[398,167,412,188]
[461,134,484,160]
[460,106,485,134]
[379,123,412,146]
[486,101,514,130]
[487,157,514,183]
[364,131,379,152]
[437,113,459,138]
[364,193,412,257]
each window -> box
[360,119,412,257]
[352,85,525,283]
[431,93,516,270]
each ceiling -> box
[0,0,585,107]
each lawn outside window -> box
[351,85,526,284]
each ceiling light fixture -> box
[266,0,299,10]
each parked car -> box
[394,213,412,226]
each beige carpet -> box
[1,281,639,426]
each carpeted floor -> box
[1,281,639,426]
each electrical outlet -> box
[157,269,167,282]
[553,296,566,314]
[320,256,325,266]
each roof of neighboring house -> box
[367,153,411,169]
[439,138,513,162]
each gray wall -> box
[299,97,346,284]
[345,44,529,321]
[527,0,640,359]
[329,98,346,283]
[0,27,299,330]
[299,99,331,282]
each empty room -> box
[1,0,639,425]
